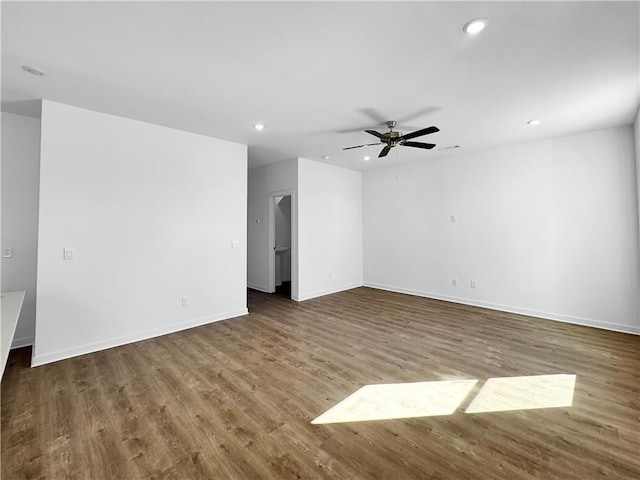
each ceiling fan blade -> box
[393,124,423,132]
[400,126,440,141]
[343,143,381,150]
[403,141,436,150]
[396,107,441,124]
[337,127,372,134]
[365,129,385,139]
[378,145,392,157]
[360,108,388,124]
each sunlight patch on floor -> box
[311,380,478,424]
[465,374,576,414]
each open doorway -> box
[269,192,296,299]
[273,195,291,297]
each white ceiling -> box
[2,1,638,171]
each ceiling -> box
[2,1,638,171]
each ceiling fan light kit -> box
[343,120,439,158]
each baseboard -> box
[297,282,363,302]
[247,283,271,293]
[31,308,249,367]
[11,336,34,350]
[364,282,640,335]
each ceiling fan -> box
[343,121,439,158]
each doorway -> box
[269,192,296,299]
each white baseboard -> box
[364,282,640,335]
[11,336,34,350]
[31,308,249,367]
[297,282,363,302]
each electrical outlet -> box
[2,247,12,258]
[181,296,189,307]
[470,280,477,288]
[452,278,458,286]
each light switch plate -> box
[63,248,74,260]
[2,247,12,258]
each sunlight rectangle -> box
[311,379,478,425]
[465,374,576,414]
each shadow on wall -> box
[1,99,42,118]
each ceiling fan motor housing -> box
[383,130,401,145]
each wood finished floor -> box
[2,287,639,479]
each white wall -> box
[34,101,248,366]
[364,126,640,334]
[247,158,297,294]
[635,108,640,250]
[635,108,640,327]
[298,158,363,301]
[1,112,41,348]
[275,196,292,249]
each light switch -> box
[63,248,74,260]
[231,240,239,250]
[450,215,457,223]
[2,247,12,258]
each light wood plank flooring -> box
[2,287,639,479]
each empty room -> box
[1,2,639,479]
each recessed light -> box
[321,155,330,160]
[363,155,371,161]
[527,120,540,126]
[463,18,488,35]
[22,65,45,76]
[253,124,265,131]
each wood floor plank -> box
[2,287,639,479]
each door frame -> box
[268,189,298,300]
